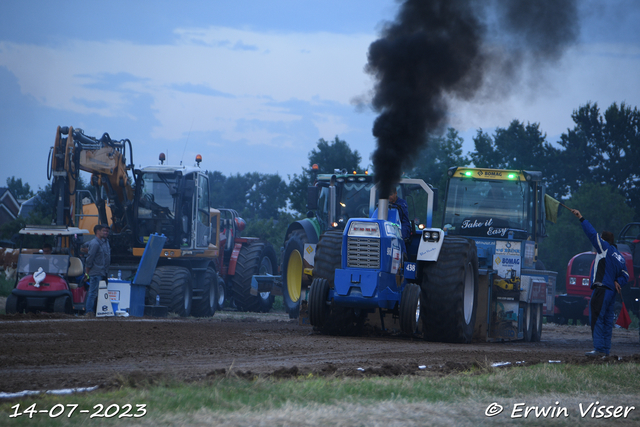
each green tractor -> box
[281,170,375,318]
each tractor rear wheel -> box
[532,303,543,342]
[150,266,193,317]
[232,242,278,312]
[192,267,218,317]
[281,230,309,318]
[309,278,330,328]
[53,295,72,314]
[400,283,421,336]
[313,230,343,286]
[422,236,479,343]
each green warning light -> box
[464,171,473,177]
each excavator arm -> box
[49,126,136,233]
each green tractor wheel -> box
[281,230,309,318]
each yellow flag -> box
[544,194,560,223]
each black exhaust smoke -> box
[366,0,579,197]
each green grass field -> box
[2,363,639,426]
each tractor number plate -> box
[404,262,416,280]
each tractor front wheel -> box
[309,278,330,328]
[150,266,193,317]
[400,283,421,336]
[281,230,308,318]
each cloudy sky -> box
[1,0,639,192]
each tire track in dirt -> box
[1,312,638,393]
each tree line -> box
[3,101,638,290]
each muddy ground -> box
[0,308,639,394]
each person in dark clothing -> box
[571,209,629,357]
[388,188,411,242]
[84,224,111,316]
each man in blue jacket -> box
[389,188,411,242]
[572,209,629,357]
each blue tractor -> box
[308,178,480,342]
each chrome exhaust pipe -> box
[378,199,388,220]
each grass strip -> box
[1,363,639,426]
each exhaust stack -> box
[378,199,388,221]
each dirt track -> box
[0,310,639,394]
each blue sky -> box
[1,0,639,192]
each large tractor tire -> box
[192,267,218,317]
[313,230,343,285]
[232,242,278,312]
[400,283,421,336]
[53,295,73,314]
[281,230,309,318]
[150,266,193,317]
[531,303,543,342]
[421,236,479,343]
[308,278,331,328]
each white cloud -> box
[0,26,375,147]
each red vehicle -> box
[5,226,89,314]
[554,222,640,325]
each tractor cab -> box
[6,226,89,314]
[309,172,375,231]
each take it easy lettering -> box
[462,218,494,229]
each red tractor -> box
[5,226,89,314]
[554,222,640,325]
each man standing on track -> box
[571,209,629,357]
[84,224,111,316]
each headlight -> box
[582,278,590,286]
[569,277,576,285]
[422,231,440,241]
[348,221,380,237]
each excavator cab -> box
[134,168,211,250]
